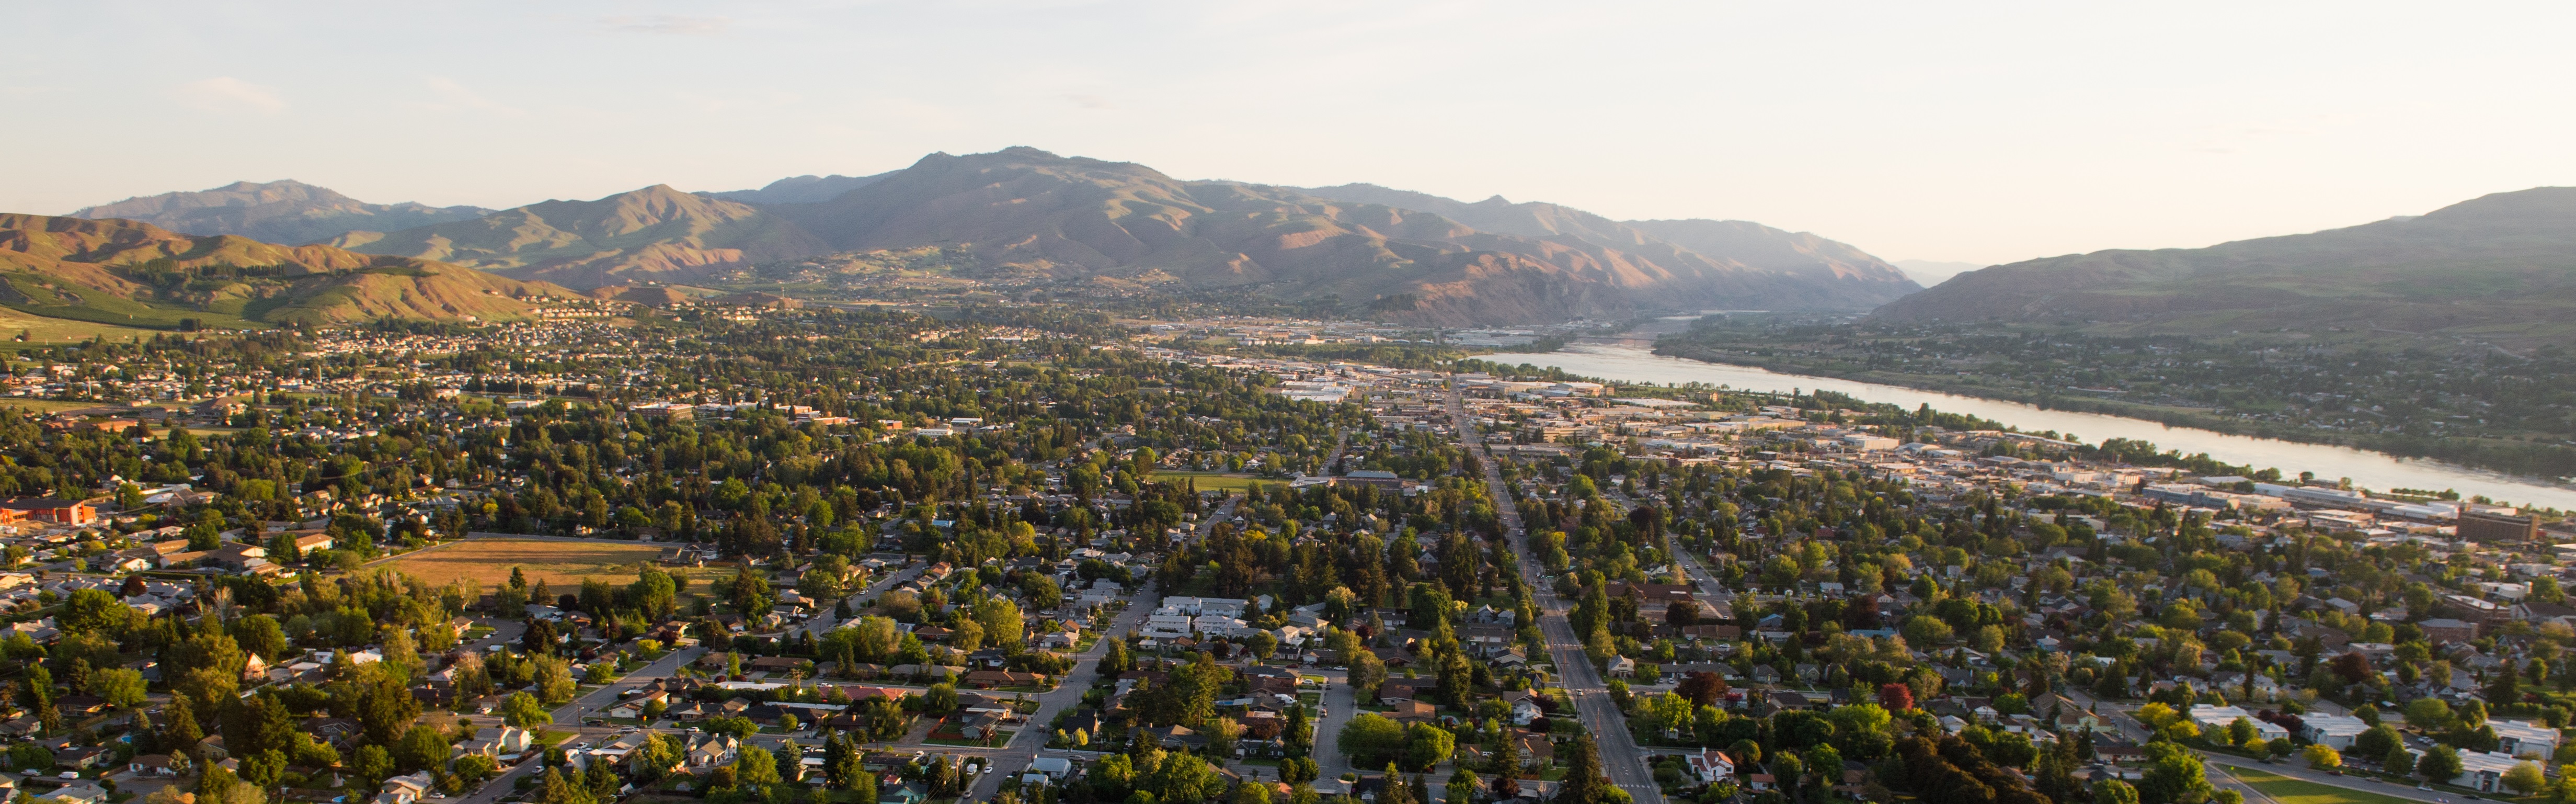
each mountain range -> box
[71,180,491,246]
[1870,187,2576,345]
[0,214,570,328]
[63,148,1922,326]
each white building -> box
[2297,715,2371,750]
[2491,720,2560,757]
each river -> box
[1505,339,2576,511]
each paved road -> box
[1447,380,1668,804]
[456,642,709,804]
[948,592,1154,800]
[788,561,928,640]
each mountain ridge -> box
[71,180,493,245]
[333,184,828,287]
[81,148,1923,326]
[1868,187,2576,345]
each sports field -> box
[383,538,676,591]
[1150,472,1286,493]
[2223,766,2428,804]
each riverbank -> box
[1651,338,2576,484]
[1492,339,2576,510]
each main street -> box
[1447,380,1669,804]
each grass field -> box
[383,538,677,591]
[2224,766,2428,804]
[1150,472,1285,493]
[0,306,167,345]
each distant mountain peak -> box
[70,180,490,245]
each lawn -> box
[2224,766,2428,804]
[382,538,671,590]
[0,304,172,346]
[1150,472,1285,494]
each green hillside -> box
[1870,187,2576,348]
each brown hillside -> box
[338,185,828,286]
[0,213,566,325]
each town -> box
[0,308,2567,804]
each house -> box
[606,691,668,719]
[207,542,269,571]
[129,754,182,777]
[1029,757,1074,779]
[1510,698,1545,727]
[1149,725,1208,751]
[1607,656,1636,677]
[53,745,112,769]
[1685,749,1736,784]
[685,734,739,770]
[460,726,537,759]
[1514,732,1554,767]
[374,772,435,804]
[37,785,107,804]
[294,533,336,553]
[1378,678,1436,703]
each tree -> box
[2137,742,2213,804]
[1676,672,1726,707]
[2384,744,2415,777]
[2302,744,2340,770]
[1560,735,1606,804]
[2418,745,2463,785]
[2505,762,2546,796]
[2227,718,2259,747]
[1337,714,1405,765]
[503,692,553,728]
[2406,697,2455,730]
[2353,724,2402,761]
[393,725,450,773]
[1877,683,1914,711]
[735,744,782,789]
[975,596,1025,652]
[533,656,576,705]
[1403,722,1455,771]
[89,667,147,709]
[729,566,773,614]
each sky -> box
[5,1,2573,265]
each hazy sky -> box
[6,1,2572,264]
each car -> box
[2420,786,2433,791]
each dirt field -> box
[383,539,677,592]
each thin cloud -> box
[425,77,523,116]
[599,15,729,35]
[1066,94,1111,110]
[174,77,285,114]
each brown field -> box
[383,539,676,592]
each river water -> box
[1505,339,2576,511]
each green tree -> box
[1560,734,1605,804]
[503,692,553,728]
[2384,745,2415,777]
[2418,745,2463,785]
[2504,762,2546,796]
[1336,714,1405,765]
[2137,742,2213,804]
[1403,722,1455,771]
